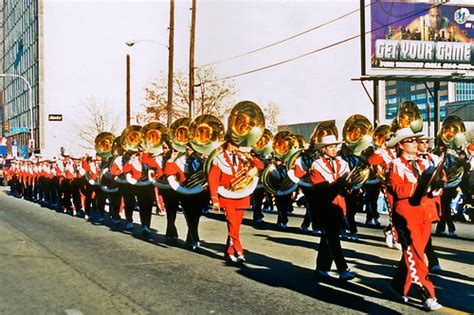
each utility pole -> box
[167,0,175,127]
[126,54,131,127]
[189,0,196,118]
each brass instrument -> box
[140,121,169,154]
[309,120,338,150]
[253,128,273,157]
[95,132,115,159]
[121,125,143,152]
[342,114,373,156]
[437,115,467,188]
[437,115,466,149]
[168,114,225,195]
[217,101,266,199]
[272,131,299,162]
[226,100,265,149]
[169,117,192,152]
[373,124,391,149]
[261,131,299,195]
[395,100,423,133]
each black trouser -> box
[425,236,439,268]
[180,192,204,243]
[60,178,73,211]
[119,183,136,222]
[436,187,457,233]
[263,191,274,210]
[252,187,265,221]
[161,188,180,238]
[315,204,348,273]
[365,183,381,222]
[344,189,362,234]
[275,194,292,225]
[82,183,96,216]
[135,184,155,228]
[301,186,321,230]
[108,190,122,221]
[51,177,61,208]
[71,178,84,212]
[42,177,51,205]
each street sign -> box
[9,127,29,133]
[48,114,63,121]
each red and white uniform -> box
[388,156,439,299]
[208,149,264,257]
[310,156,349,215]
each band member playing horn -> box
[311,134,355,281]
[208,101,265,264]
[387,127,443,311]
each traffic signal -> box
[4,122,9,133]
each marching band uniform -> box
[164,148,207,249]
[274,160,292,228]
[123,152,156,235]
[417,138,442,271]
[208,144,264,262]
[251,153,267,224]
[310,135,353,280]
[387,128,442,311]
[111,153,136,230]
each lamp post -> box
[125,38,173,127]
[0,73,34,150]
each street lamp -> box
[125,39,173,127]
[0,73,34,151]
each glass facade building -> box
[2,0,39,149]
[384,81,474,122]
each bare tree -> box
[262,102,281,133]
[142,67,237,122]
[76,97,119,151]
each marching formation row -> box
[3,100,472,312]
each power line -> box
[197,2,446,86]
[199,1,378,68]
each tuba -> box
[100,136,124,191]
[261,131,299,196]
[95,132,115,159]
[169,117,192,153]
[217,101,265,199]
[437,115,467,188]
[121,125,143,152]
[395,100,423,133]
[140,121,169,154]
[168,115,225,195]
[341,114,373,187]
[342,114,373,156]
[253,128,273,157]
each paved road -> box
[0,187,472,314]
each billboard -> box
[366,0,474,77]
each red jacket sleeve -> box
[164,161,185,183]
[208,163,221,203]
[387,163,416,200]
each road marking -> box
[64,309,83,315]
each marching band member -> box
[123,151,156,236]
[110,151,135,230]
[387,128,443,311]
[417,135,442,272]
[208,137,264,263]
[310,135,354,281]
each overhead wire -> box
[197,2,446,86]
[199,1,378,68]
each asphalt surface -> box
[0,186,473,315]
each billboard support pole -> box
[423,82,434,137]
[373,80,379,127]
[360,0,366,76]
[434,81,440,140]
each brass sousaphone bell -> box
[261,131,299,196]
[95,132,115,159]
[253,128,273,157]
[168,114,225,195]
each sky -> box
[44,0,373,131]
